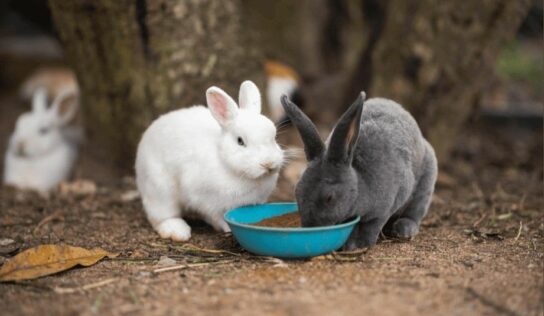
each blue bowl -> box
[224,202,360,258]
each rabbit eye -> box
[237,137,245,147]
[325,194,333,203]
[39,127,50,135]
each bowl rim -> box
[224,202,361,232]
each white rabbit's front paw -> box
[218,219,231,233]
[211,218,231,233]
[156,218,191,241]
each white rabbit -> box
[3,88,80,193]
[135,81,284,241]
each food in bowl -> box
[253,211,300,227]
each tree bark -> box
[247,0,531,162]
[49,0,263,168]
[362,0,532,161]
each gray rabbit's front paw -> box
[343,238,372,251]
[343,220,383,250]
[390,218,419,239]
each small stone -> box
[0,238,15,246]
[120,190,140,202]
[138,271,151,278]
[58,179,97,196]
[156,255,177,266]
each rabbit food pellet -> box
[253,212,301,227]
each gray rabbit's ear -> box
[327,92,366,163]
[280,95,324,161]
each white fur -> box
[266,76,298,122]
[135,81,284,241]
[3,88,79,193]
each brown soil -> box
[253,212,301,227]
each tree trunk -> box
[48,0,263,169]
[247,0,530,162]
[360,0,532,161]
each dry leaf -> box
[0,244,118,282]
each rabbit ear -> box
[207,86,239,127]
[327,92,366,163]
[238,80,261,113]
[280,95,324,161]
[51,88,79,126]
[32,88,48,113]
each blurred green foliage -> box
[496,41,543,90]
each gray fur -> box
[280,93,438,250]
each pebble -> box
[0,238,15,246]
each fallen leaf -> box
[436,172,456,187]
[464,229,505,241]
[54,277,119,294]
[0,244,118,282]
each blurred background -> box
[0,0,541,185]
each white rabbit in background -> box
[3,88,80,193]
[135,81,284,241]
[19,67,78,101]
[265,60,300,123]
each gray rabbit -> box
[281,92,437,250]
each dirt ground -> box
[0,89,542,316]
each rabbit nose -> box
[260,162,275,172]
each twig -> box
[108,257,159,262]
[514,221,522,241]
[262,257,288,268]
[34,210,64,233]
[171,243,241,257]
[153,260,233,274]
[4,281,51,292]
[54,278,119,294]
[331,252,364,262]
[332,248,369,260]
[465,287,520,316]
[370,256,412,261]
[335,248,368,256]
[472,213,487,228]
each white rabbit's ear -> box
[32,88,48,113]
[207,86,239,127]
[51,89,79,126]
[238,80,261,113]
